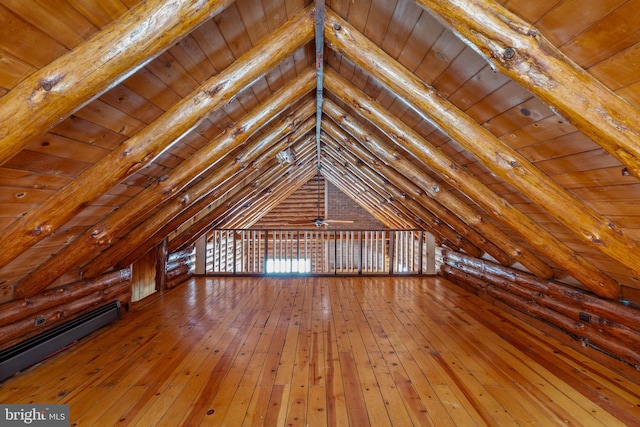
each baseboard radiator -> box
[0,301,121,382]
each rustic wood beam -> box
[323,137,485,257]
[414,0,640,179]
[324,142,436,230]
[320,155,419,230]
[221,145,318,229]
[86,125,315,276]
[225,166,317,229]
[323,99,554,279]
[323,126,516,264]
[114,121,312,266]
[170,147,317,250]
[115,134,314,268]
[14,73,315,297]
[324,14,628,298]
[320,165,417,230]
[1,7,315,277]
[324,68,619,299]
[0,0,236,166]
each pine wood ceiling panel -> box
[535,0,628,46]
[0,5,68,69]
[558,0,640,69]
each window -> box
[266,258,311,273]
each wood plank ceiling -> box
[0,0,639,303]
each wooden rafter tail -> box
[414,0,640,179]
[4,8,316,286]
[323,99,554,279]
[323,136,485,258]
[17,87,316,297]
[0,0,237,167]
[323,68,619,299]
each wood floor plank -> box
[1,276,638,426]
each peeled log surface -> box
[323,122,514,266]
[95,123,314,275]
[218,153,318,231]
[18,74,315,295]
[415,0,640,179]
[323,140,486,258]
[449,262,640,350]
[0,0,235,166]
[0,269,130,325]
[0,272,131,350]
[323,99,554,279]
[166,264,194,290]
[326,9,640,284]
[483,282,640,368]
[324,68,619,299]
[440,264,640,368]
[0,6,315,280]
[155,239,168,292]
[168,149,316,251]
[441,250,640,331]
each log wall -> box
[165,246,196,290]
[0,269,131,351]
[439,249,640,378]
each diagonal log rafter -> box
[324,67,619,299]
[414,0,640,179]
[320,147,421,230]
[15,73,316,297]
[323,140,466,250]
[322,121,515,266]
[320,162,419,230]
[0,0,236,166]
[322,133,486,258]
[169,145,318,251]
[3,7,316,294]
[322,99,554,279]
[324,11,630,298]
[81,112,316,279]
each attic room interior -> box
[1,0,640,424]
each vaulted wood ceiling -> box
[1,0,639,303]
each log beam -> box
[414,0,640,179]
[324,68,620,299]
[323,137,485,257]
[320,157,419,230]
[323,100,554,279]
[442,250,640,330]
[84,120,315,277]
[170,147,317,250]
[323,121,515,264]
[325,10,638,290]
[220,145,318,229]
[14,72,315,297]
[0,7,315,274]
[0,0,235,166]
[111,131,315,270]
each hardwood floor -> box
[1,276,639,426]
